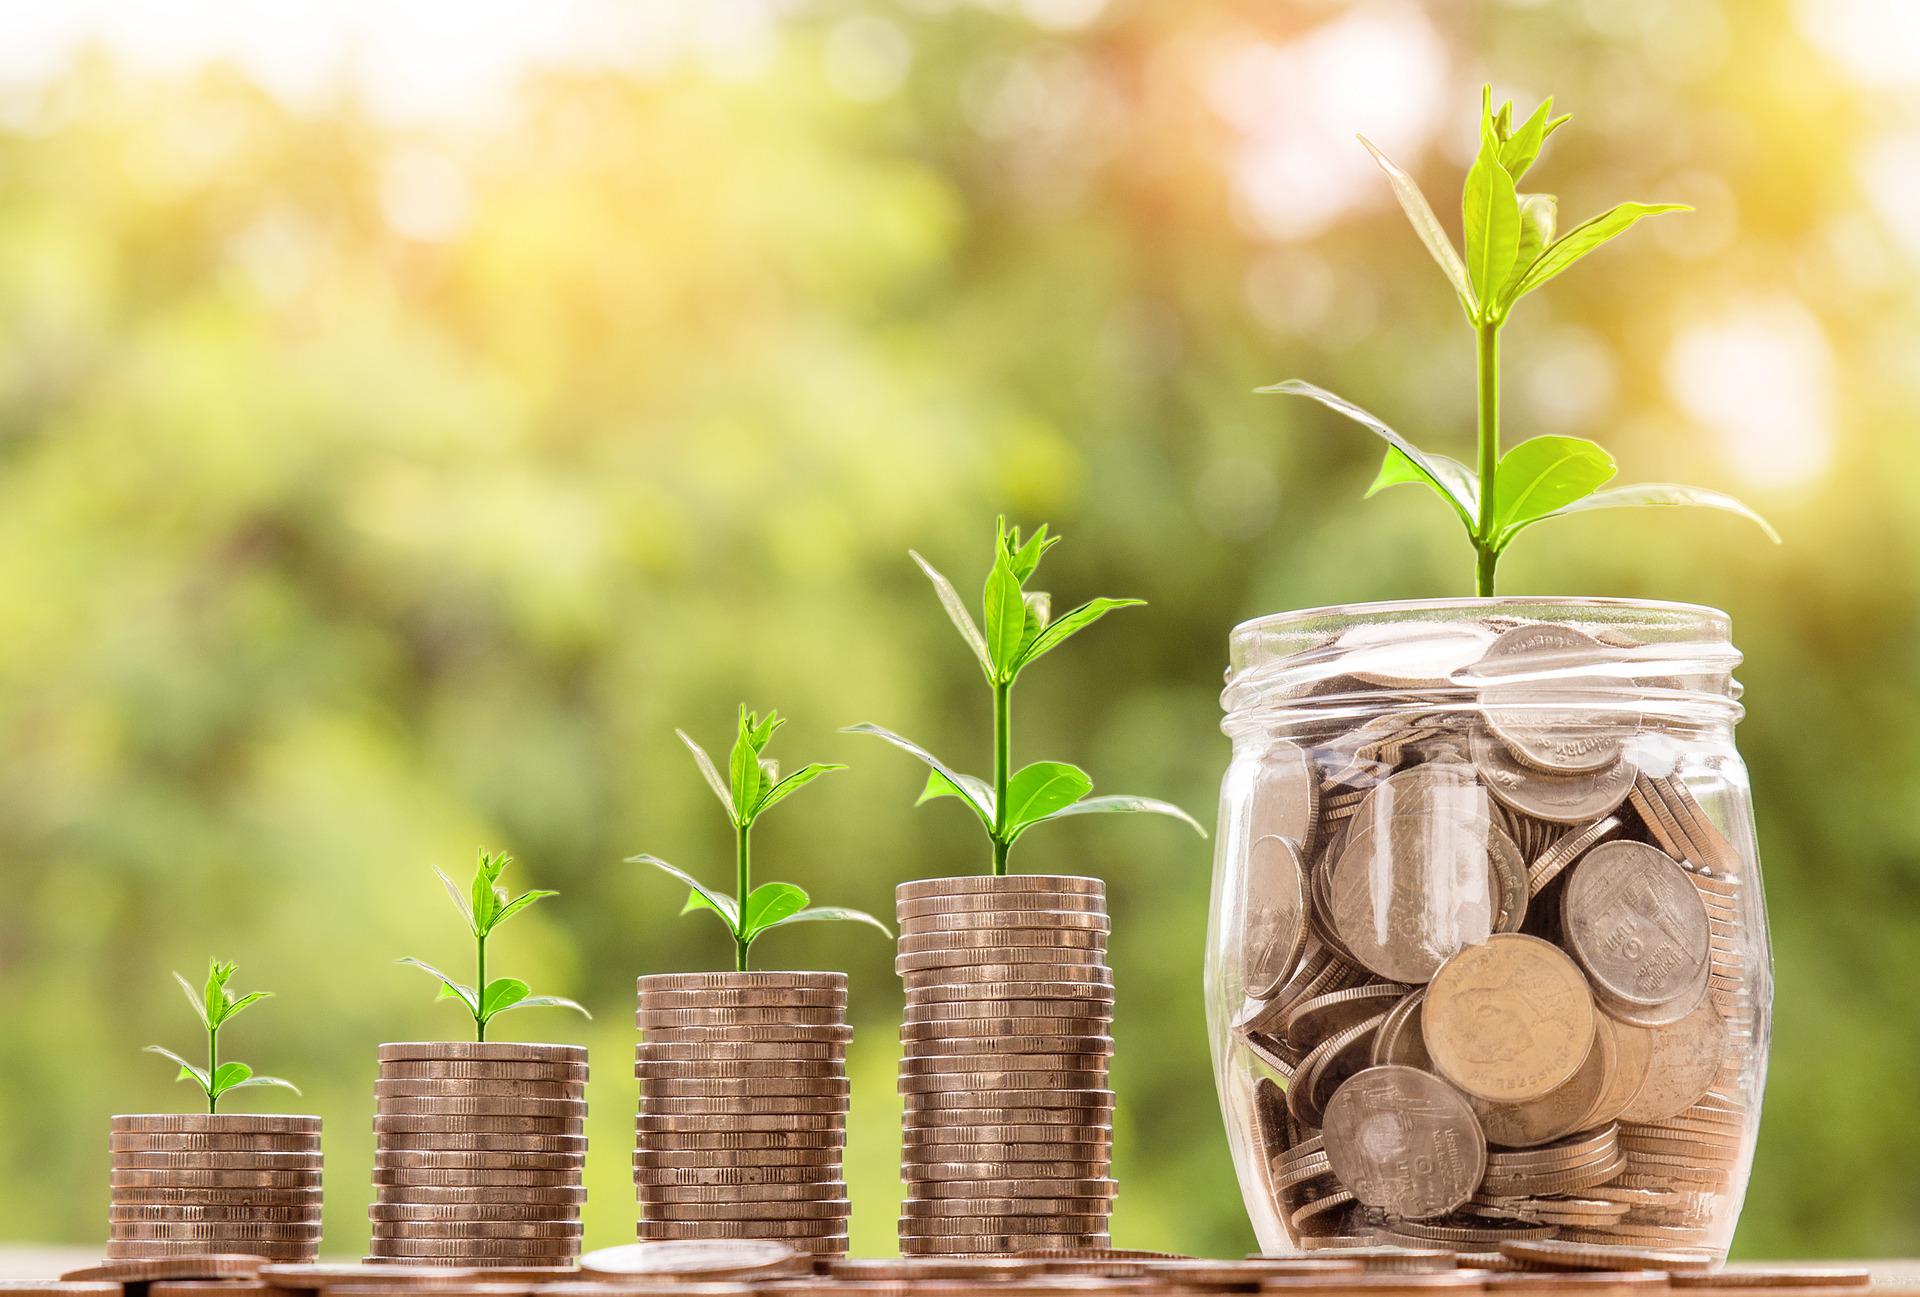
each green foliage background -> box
[1,0,1914,1261]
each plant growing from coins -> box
[847,518,1204,875]
[399,849,589,1042]
[1263,87,1777,596]
[146,959,301,1114]
[632,705,893,972]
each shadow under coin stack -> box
[895,875,1117,1256]
[368,1042,587,1266]
[107,1114,323,1261]
[634,972,852,1255]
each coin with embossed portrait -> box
[1423,934,1595,1104]
[1322,1065,1487,1219]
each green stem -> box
[1474,320,1503,597]
[475,929,487,1043]
[206,1021,218,1115]
[735,822,752,972]
[991,681,1011,877]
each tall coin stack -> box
[896,875,1117,1256]
[634,972,853,1255]
[107,1114,323,1261]
[368,1042,587,1266]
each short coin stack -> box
[896,875,1117,1255]
[368,1042,587,1266]
[107,1113,323,1261]
[634,972,852,1255]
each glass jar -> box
[1205,599,1770,1258]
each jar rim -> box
[1230,595,1730,643]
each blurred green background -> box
[0,0,1914,1263]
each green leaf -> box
[434,866,476,934]
[1019,590,1050,655]
[222,1074,302,1095]
[728,707,766,823]
[479,977,530,1019]
[841,723,994,831]
[1002,761,1093,836]
[627,854,741,933]
[1260,380,1477,530]
[740,882,811,941]
[1492,436,1617,543]
[752,763,846,820]
[209,1061,252,1097]
[776,906,895,940]
[396,957,480,1016]
[218,991,271,1026]
[203,960,231,1029]
[1365,447,1482,525]
[1358,135,1475,316]
[1498,98,1556,181]
[489,889,557,932]
[1041,794,1208,837]
[1507,202,1691,305]
[1000,517,1057,582]
[470,864,499,937]
[145,1045,211,1093]
[1517,482,1781,544]
[491,994,590,1019]
[917,768,996,819]
[1012,597,1144,674]
[910,550,993,679]
[173,972,210,1029]
[981,553,1027,679]
[676,729,737,822]
[1512,194,1557,290]
[1463,127,1520,310]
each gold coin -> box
[372,1116,583,1135]
[1423,934,1596,1103]
[896,893,1107,921]
[634,989,847,1010]
[109,1134,319,1154]
[578,1239,811,1279]
[110,1115,320,1135]
[1498,1238,1715,1274]
[370,1184,584,1204]
[110,1152,323,1171]
[1615,1000,1730,1123]
[61,1257,268,1282]
[634,1056,845,1077]
[372,1079,584,1099]
[635,1218,843,1240]
[377,1060,587,1083]
[634,1113,844,1133]
[635,972,846,992]
[374,1132,585,1153]
[635,1006,846,1029]
[902,909,1112,934]
[376,1042,586,1065]
[110,1170,321,1189]
[896,876,1104,901]
[639,1024,853,1046]
[642,1199,850,1222]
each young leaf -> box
[1519,482,1781,544]
[910,550,993,678]
[490,994,590,1019]
[397,957,481,1016]
[145,1045,211,1093]
[1019,590,1050,654]
[1365,447,1482,523]
[221,1074,302,1094]
[728,710,767,822]
[841,724,994,830]
[209,1061,253,1097]
[628,854,742,931]
[1358,135,1475,316]
[739,882,811,940]
[173,971,210,1028]
[434,866,476,933]
[1259,381,1477,528]
[676,729,737,821]
[1002,761,1093,835]
[771,906,895,940]
[917,769,996,819]
[1006,521,1055,581]
[1497,98,1556,181]
[203,961,231,1029]
[218,991,271,1026]
[752,763,847,819]
[981,553,1027,678]
[1512,194,1557,288]
[1041,794,1208,836]
[1463,129,1520,310]
[1013,598,1144,673]
[479,977,530,1019]
[489,889,557,931]
[470,866,499,937]
[1491,436,1617,542]
[1507,202,1691,305]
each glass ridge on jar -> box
[1203,598,1770,1258]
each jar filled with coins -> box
[1205,599,1769,1260]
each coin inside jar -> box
[1328,817,1495,985]
[1473,624,1635,775]
[1244,835,1310,1000]
[1321,1065,1487,1219]
[1561,841,1712,1015]
[1422,934,1596,1104]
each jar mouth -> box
[1223,596,1743,730]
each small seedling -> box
[146,959,300,1114]
[633,706,891,972]
[848,518,1204,876]
[399,849,589,1042]
[1262,87,1777,595]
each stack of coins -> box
[1226,620,1763,1255]
[634,972,852,1255]
[895,875,1117,1256]
[107,1114,323,1261]
[368,1042,586,1266]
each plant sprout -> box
[632,706,892,972]
[146,959,300,1114]
[848,518,1204,876]
[399,849,589,1042]
[1262,87,1778,596]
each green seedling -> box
[399,849,589,1042]
[633,706,891,973]
[146,959,300,1114]
[848,517,1204,876]
[1263,87,1778,595]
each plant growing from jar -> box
[632,705,892,971]
[399,849,590,1041]
[146,959,300,1114]
[1264,88,1776,595]
[847,517,1205,873]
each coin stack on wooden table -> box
[895,875,1118,1256]
[107,1114,323,1261]
[367,1042,587,1266]
[1228,620,1765,1257]
[634,972,853,1255]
